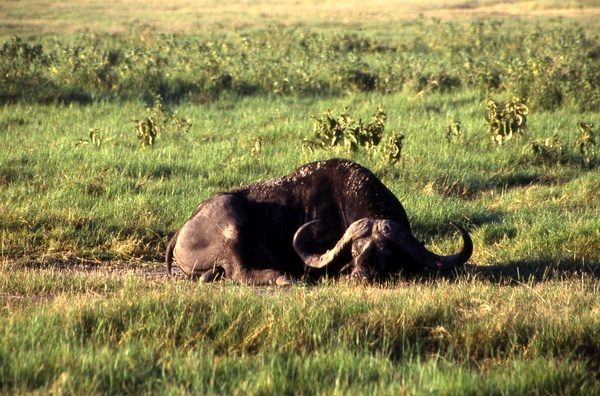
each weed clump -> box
[523,135,564,166]
[484,97,528,145]
[75,129,102,148]
[445,120,462,144]
[577,120,596,168]
[303,105,403,164]
[133,96,192,149]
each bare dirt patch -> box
[48,262,180,277]
[2,257,177,277]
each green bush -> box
[303,105,403,163]
[1,21,598,107]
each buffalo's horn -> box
[293,218,373,268]
[377,220,472,271]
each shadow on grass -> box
[444,258,600,284]
[434,170,576,201]
[412,208,506,241]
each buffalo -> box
[166,158,472,285]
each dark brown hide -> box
[166,159,472,284]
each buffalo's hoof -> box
[200,267,225,283]
[275,275,293,286]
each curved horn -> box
[293,218,373,268]
[378,220,472,271]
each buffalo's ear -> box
[382,220,473,271]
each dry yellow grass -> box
[1,0,599,37]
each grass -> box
[2,269,600,394]
[2,94,598,267]
[1,0,599,37]
[2,0,600,394]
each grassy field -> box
[2,0,600,394]
[1,0,600,39]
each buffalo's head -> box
[293,218,472,281]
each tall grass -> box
[2,269,600,394]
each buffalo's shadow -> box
[439,258,600,284]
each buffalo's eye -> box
[377,242,395,259]
[352,239,367,254]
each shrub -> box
[303,105,404,164]
[484,97,528,145]
[133,96,192,149]
[522,135,564,166]
[577,120,597,168]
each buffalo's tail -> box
[165,230,180,276]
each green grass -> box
[3,95,600,393]
[2,1,600,394]
[2,94,598,268]
[2,270,600,394]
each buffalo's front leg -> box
[230,266,292,286]
[197,265,291,286]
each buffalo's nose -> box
[351,270,370,281]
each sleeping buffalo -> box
[166,158,472,285]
